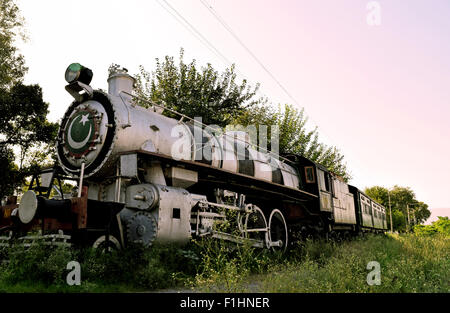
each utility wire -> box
[199,0,301,107]
[155,0,233,67]
[199,0,342,151]
[156,1,339,157]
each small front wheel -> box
[92,235,121,253]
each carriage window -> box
[318,170,330,192]
[318,170,325,190]
[305,166,315,183]
[324,174,330,192]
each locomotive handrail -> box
[120,91,295,165]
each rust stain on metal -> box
[71,186,88,229]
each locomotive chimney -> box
[107,64,136,104]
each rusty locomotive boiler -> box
[0,63,387,250]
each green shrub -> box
[0,241,202,291]
[414,217,450,237]
[0,244,73,287]
[413,224,438,236]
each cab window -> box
[305,166,315,183]
[324,174,330,192]
[318,170,330,192]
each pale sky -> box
[15,0,450,223]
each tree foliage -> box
[135,49,261,127]
[414,216,450,237]
[135,49,350,180]
[0,84,58,199]
[233,103,350,180]
[364,185,431,232]
[0,84,57,150]
[0,0,58,198]
[0,146,17,197]
[0,0,26,88]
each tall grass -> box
[257,234,449,293]
[0,233,448,292]
[186,238,282,292]
[0,242,200,292]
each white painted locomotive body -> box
[55,68,298,246]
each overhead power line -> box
[155,0,233,67]
[199,0,301,107]
[198,0,342,152]
[155,1,339,156]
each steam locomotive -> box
[0,63,387,251]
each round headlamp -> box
[65,63,93,85]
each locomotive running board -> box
[119,150,318,203]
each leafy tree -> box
[391,210,407,232]
[412,201,431,225]
[233,103,350,180]
[0,0,26,88]
[364,185,431,232]
[135,49,350,180]
[0,0,58,198]
[361,185,388,204]
[135,48,261,127]
[0,84,57,157]
[0,83,58,199]
[0,145,18,197]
